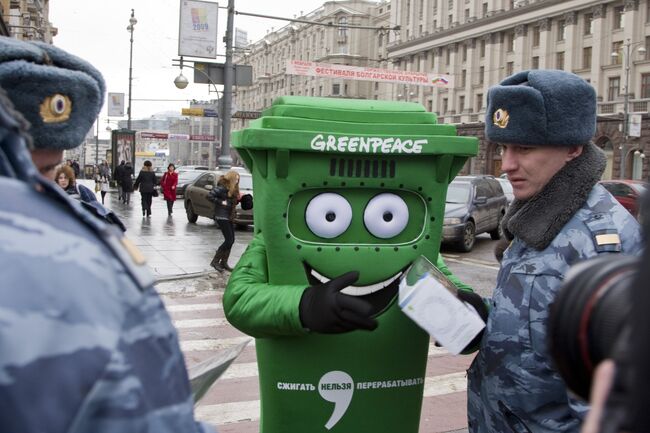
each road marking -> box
[442,255,500,271]
[173,318,230,328]
[166,303,222,313]
[220,362,259,380]
[423,372,467,396]
[180,336,255,352]
[194,372,466,425]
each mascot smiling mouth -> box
[304,262,409,315]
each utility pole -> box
[218,0,235,169]
[95,117,99,167]
[127,9,137,130]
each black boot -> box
[210,251,224,272]
[220,249,234,272]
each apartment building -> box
[388,0,650,178]
[1,0,56,42]
[233,0,391,130]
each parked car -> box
[184,170,254,227]
[177,165,209,172]
[175,170,206,199]
[153,166,166,184]
[599,179,647,219]
[442,175,508,252]
[496,177,515,206]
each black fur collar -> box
[501,142,606,250]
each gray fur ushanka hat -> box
[0,36,105,150]
[485,69,596,147]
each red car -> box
[599,180,647,219]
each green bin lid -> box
[233,96,477,158]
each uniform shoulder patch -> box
[585,213,622,253]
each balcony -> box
[598,98,650,116]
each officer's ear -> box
[565,145,583,162]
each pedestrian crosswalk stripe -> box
[194,372,466,425]
[180,336,448,357]
[423,372,467,396]
[166,303,222,313]
[173,318,229,328]
[180,336,255,352]
[195,399,260,425]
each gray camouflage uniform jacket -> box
[467,144,643,433]
[0,91,213,433]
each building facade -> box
[1,0,56,41]
[388,0,650,179]
[232,0,391,131]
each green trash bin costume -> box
[225,97,478,433]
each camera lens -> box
[548,255,638,400]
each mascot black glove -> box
[299,271,378,334]
[457,289,489,352]
[240,194,253,210]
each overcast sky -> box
[49,0,330,137]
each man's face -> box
[501,144,583,200]
[31,149,64,181]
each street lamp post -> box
[95,117,99,167]
[127,9,137,130]
[173,58,222,170]
[611,38,646,179]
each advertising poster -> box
[107,92,125,117]
[178,0,219,58]
[111,130,136,171]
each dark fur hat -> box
[0,37,105,150]
[485,69,596,147]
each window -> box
[506,31,515,52]
[480,39,486,57]
[406,0,411,23]
[420,0,424,19]
[476,93,483,112]
[446,48,451,65]
[584,13,594,35]
[332,84,341,95]
[378,34,383,47]
[506,61,514,76]
[612,41,623,64]
[613,6,624,29]
[465,8,470,21]
[461,69,467,87]
[338,17,347,38]
[642,73,650,98]
[462,44,467,62]
[608,76,621,100]
[448,0,453,8]
[532,26,540,47]
[532,56,539,69]
[442,97,448,113]
[479,66,485,84]
[583,47,592,69]
[557,19,566,41]
[482,2,488,17]
[344,84,348,95]
[448,14,453,25]
[556,51,565,70]
[375,82,379,90]
[431,50,436,68]
[459,95,465,112]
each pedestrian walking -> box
[0,36,213,433]
[134,160,157,217]
[208,170,240,271]
[120,161,134,205]
[160,163,178,215]
[114,160,125,202]
[99,174,109,204]
[464,69,644,433]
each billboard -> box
[178,0,219,58]
[111,129,136,170]
[286,60,453,88]
[107,92,125,116]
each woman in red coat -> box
[160,163,178,216]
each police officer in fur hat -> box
[0,37,126,230]
[0,37,214,433]
[458,69,644,432]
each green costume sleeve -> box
[224,233,309,338]
[435,254,472,292]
